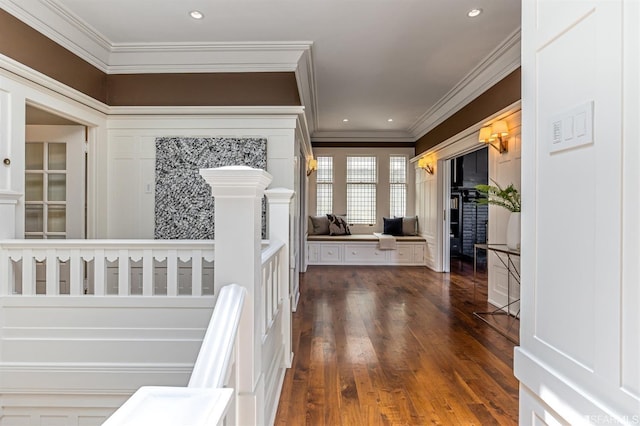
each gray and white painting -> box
[155,137,267,239]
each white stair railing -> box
[0,240,215,297]
[102,283,246,426]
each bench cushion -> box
[307,234,425,243]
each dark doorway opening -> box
[449,147,489,266]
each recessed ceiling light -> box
[467,8,482,18]
[387,118,393,122]
[189,10,204,20]
[343,118,349,122]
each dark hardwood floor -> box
[275,259,519,425]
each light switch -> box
[575,111,586,137]
[549,100,593,153]
[562,116,574,141]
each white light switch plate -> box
[549,100,594,153]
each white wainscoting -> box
[0,296,215,424]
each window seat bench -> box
[306,234,426,266]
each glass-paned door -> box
[25,125,86,239]
[25,142,68,238]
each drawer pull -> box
[375,252,380,255]
[328,251,333,255]
[352,251,357,255]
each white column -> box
[265,188,294,367]
[0,191,21,239]
[199,165,272,426]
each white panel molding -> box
[621,0,640,399]
[515,348,639,425]
[107,106,305,120]
[0,362,193,378]
[409,29,521,140]
[311,130,414,143]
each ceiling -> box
[3,0,521,142]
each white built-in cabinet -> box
[307,240,426,266]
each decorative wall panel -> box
[155,137,267,239]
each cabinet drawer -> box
[344,244,386,263]
[389,246,413,264]
[320,245,342,262]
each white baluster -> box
[46,249,59,295]
[22,249,35,295]
[167,249,178,296]
[118,249,130,296]
[70,249,83,295]
[142,249,153,296]
[192,249,202,296]
[94,249,106,296]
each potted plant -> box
[475,180,521,250]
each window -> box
[389,156,407,217]
[25,142,68,239]
[347,156,377,224]
[316,156,333,215]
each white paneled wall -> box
[487,112,521,310]
[414,161,439,270]
[516,0,640,424]
[105,116,299,239]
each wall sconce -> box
[306,158,318,176]
[479,120,509,153]
[418,157,434,175]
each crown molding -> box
[106,105,306,119]
[294,47,319,137]
[409,29,521,140]
[0,0,112,70]
[1,1,314,74]
[311,130,414,143]
[106,41,313,74]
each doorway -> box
[447,147,489,268]
[24,106,87,239]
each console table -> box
[473,243,520,343]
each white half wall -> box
[516,0,640,424]
[105,115,300,239]
[0,296,215,425]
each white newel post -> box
[265,188,294,367]
[199,166,272,426]
[0,191,21,239]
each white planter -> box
[506,212,521,250]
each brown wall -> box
[415,68,521,155]
[106,73,300,106]
[0,9,300,107]
[0,9,107,102]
